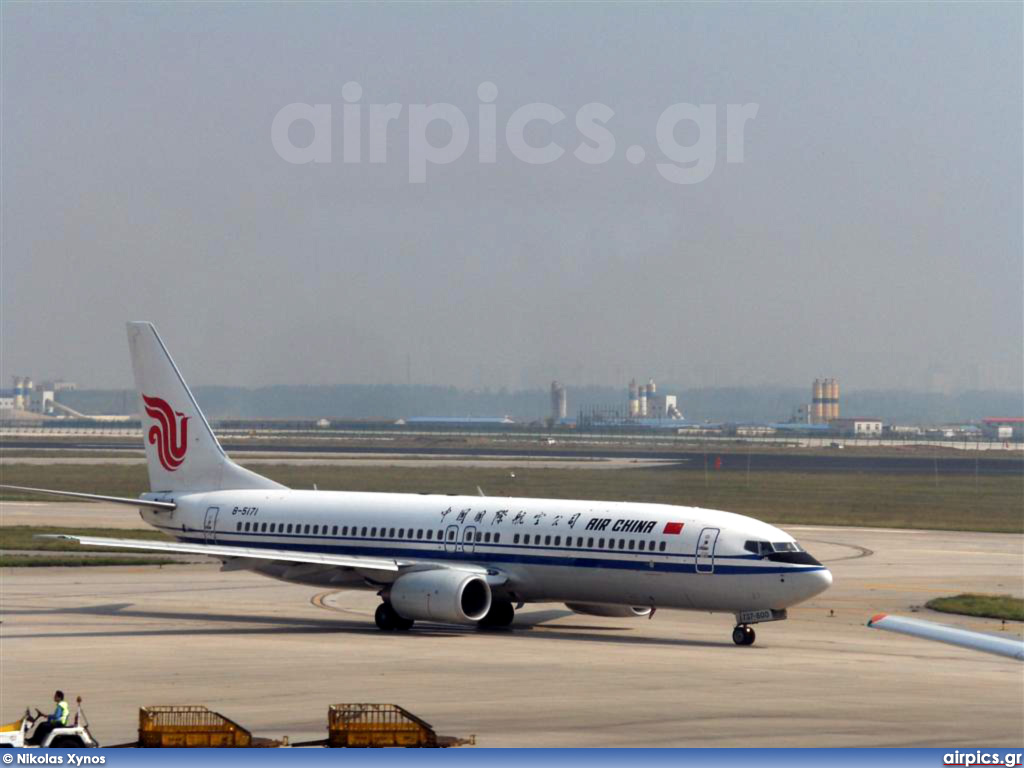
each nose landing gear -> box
[732,625,756,646]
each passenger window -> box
[244,522,250,532]
[598,538,604,547]
[494,533,500,543]
[286,523,293,533]
[438,530,444,540]
[448,530,456,541]
[417,529,423,539]
[587,537,593,547]
[627,540,634,550]
[475,531,483,542]
[659,541,666,552]
[514,533,520,544]
[618,540,625,549]
[577,537,583,547]
[397,529,404,539]
[545,535,551,545]
[426,530,432,540]
[312,525,319,534]
[524,534,531,545]
[484,532,491,543]
[554,536,561,546]
[371,527,377,537]
[236,522,242,531]
[361,527,367,536]
[332,526,338,535]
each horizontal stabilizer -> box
[0,485,176,511]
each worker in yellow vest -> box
[32,690,69,745]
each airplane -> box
[4,322,832,645]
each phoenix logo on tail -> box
[142,394,189,471]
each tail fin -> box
[127,321,284,493]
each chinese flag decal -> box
[663,522,684,535]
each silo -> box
[550,382,561,422]
[811,379,824,424]
[830,378,840,421]
[639,384,648,417]
[647,378,656,395]
[628,379,638,417]
[13,377,24,410]
[557,385,567,420]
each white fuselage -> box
[140,489,832,615]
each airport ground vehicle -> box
[296,704,474,748]
[107,704,472,748]
[0,699,99,748]
[115,706,284,748]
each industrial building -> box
[550,381,568,422]
[628,378,683,420]
[811,378,840,423]
[981,418,1024,441]
[830,418,883,436]
[2,376,58,417]
[0,376,129,422]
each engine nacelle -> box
[389,569,492,625]
[565,602,652,618]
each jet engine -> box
[565,602,652,618]
[389,569,492,624]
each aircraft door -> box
[444,524,459,553]
[695,527,719,573]
[203,507,219,544]
[462,525,477,554]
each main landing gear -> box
[375,602,414,631]
[732,625,756,646]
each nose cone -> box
[806,568,833,599]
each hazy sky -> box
[3,3,1021,393]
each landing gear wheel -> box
[733,625,756,645]
[50,737,83,748]
[480,600,515,628]
[375,602,396,631]
[375,602,413,631]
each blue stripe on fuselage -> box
[159,525,827,576]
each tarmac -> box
[1,512,1021,747]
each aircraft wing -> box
[36,534,496,582]
[867,613,1024,661]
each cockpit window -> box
[746,539,820,565]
